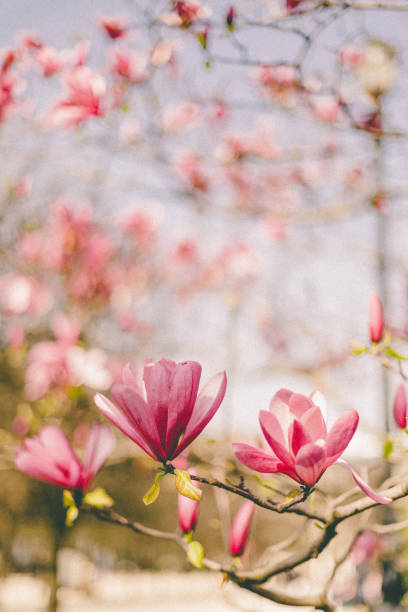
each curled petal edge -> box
[336,459,392,505]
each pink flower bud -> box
[393,384,407,429]
[229,500,254,557]
[178,483,200,533]
[226,7,235,29]
[369,292,384,343]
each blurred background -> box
[1,0,408,609]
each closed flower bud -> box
[229,500,254,557]
[393,384,407,429]
[369,292,384,343]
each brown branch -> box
[190,474,327,522]
[84,504,332,609]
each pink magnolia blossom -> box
[109,47,148,83]
[47,67,107,128]
[393,383,407,429]
[15,424,115,491]
[35,46,64,77]
[95,359,227,462]
[369,292,384,343]
[178,469,200,532]
[233,389,391,504]
[0,274,53,316]
[100,15,128,39]
[160,101,199,132]
[229,501,254,557]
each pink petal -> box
[274,388,293,404]
[121,362,137,386]
[259,410,293,466]
[38,427,82,488]
[143,360,174,444]
[336,459,392,504]
[294,443,326,486]
[393,383,407,429]
[16,449,72,487]
[232,442,282,473]
[300,406,327,441]
[229,501,254,557]
[325,410,359,464]
[175,371,227,456]
[94,392,156,459]
[81,424,116,490]
[111,383,166,460]
[166,361,202,452]
[289,419,311,456]
[289,393,314,418]
[15,426,82,488]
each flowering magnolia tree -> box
[2,0,408,610]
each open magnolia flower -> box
[233,388,391,504]
[95,358,227,462]
[15,424,115,491]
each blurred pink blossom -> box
[100,15,128,40]
[16,424,115,491]
[47,67,107,128]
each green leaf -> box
[143,473,164,506]
[383,438,394,459]
[283,488,300,503]
[196,32,207,49]
[174,469,202,501]
[187,541,204,569]
[350,341,368,355]
[384,347,408,360]
[314,522,325,529]
[63,489,75,508]
[83,487,114,509]
[65,505,79,527]
[63,490,79,527]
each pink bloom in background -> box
[0,274,53,316]
[229,500,254,557]
[15,424,115,491]
[100,15,128,39]
[393,384,407,429]
[233,389,391,504]
[47,67,107,128]
[95,359,227,461]
[160,101,199,133]
[369,292,384,343]
[35,46,64,77]
[178,469,200,532]
[109,47,148,83]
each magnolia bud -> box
[393,384,407,429]
[229,500,254,557]
[369,292,384,343]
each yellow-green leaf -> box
[143,473,164,506]
[63,490,79,527]
[174,469,202,501]
[63,489,75,508]
[83,487,114,509]
[383,438,393,459]
[65,504,79,527]
[187,541,204,569]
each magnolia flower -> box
[95,359,226,462]
[15,424,115,491]
[393,384,407,429]
[369,292,384,343]
[229,501,254,557]
[100,15,128,39]
[233,389,391,504]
